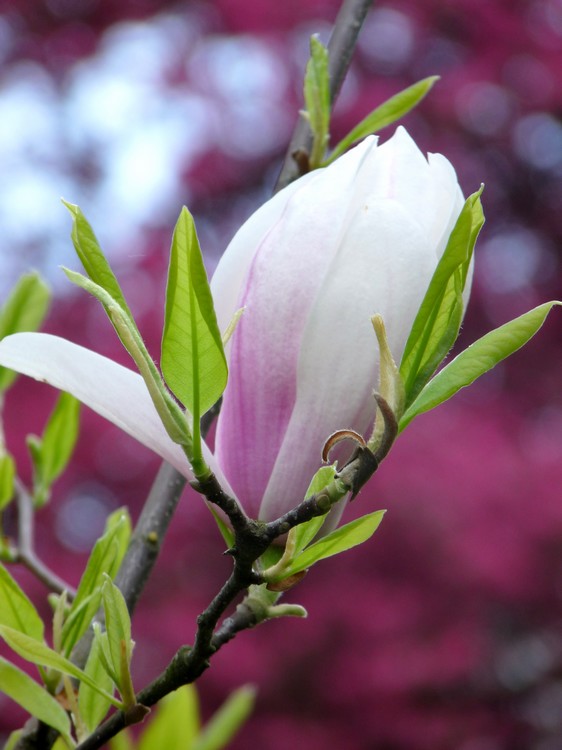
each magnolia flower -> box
[211,126,465,521]
[0,127,465,524]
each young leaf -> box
[138,685,201,750]
[278,511,386,579]
[303,35,331,168]
[400,188,484,406]
[101,576,136,707]
[256,544,284,574]
[73,509,131,601]
[326,76,439,164]
[368,314,406,456]
[62,201,134,324]
[261,465,337,583]
[290,465,336,557]
[400,301,562,430]
[63,268,192,449]
[4,730,23,750]
[78,631,115,733]
[208,506,235,549]
[192,685,256,750]
[93,623,120,685]
[62,509,131,656]
[27,391,80,507]
[0,564,44,639]
[0,272,50,392]
[0,453,15,510]
[109,730,135,750]
[61,590,104,659]
[161,207,228,473]
[0,625,121,707]
[52,591,67,655]
[0,656,72,743]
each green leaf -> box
[290,465,336,556]
[101,576,135,707]
[78,631,115,733]
[62,201,134,324]
[63,267,192,450]
[161,206,227,473]
[52,591,67,655]
[208,506,235,549]
[61,591,104,659]
[303,35,331,168]
[61,204,194,448]
[280,511,386,578]
[261,466,337,583]
[138,685,200,750]
[400,301,562,430]
[192,685,256,750]
[255,543,284,574]
[62,509,131,656]
[326,76,439,164]
[27,391,80,507]
[0,272,50,391]
[0,563,44,640]
[93,623,119,685]
[61,202,189,446]
[70,509,130,604]
[4,730,23,750]
[400,188,484,406]
[0,453,15,510]
[109,729,135,750]
[0,625,121,707]
[0,656,73,743]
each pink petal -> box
[213,128,465,522]
[260,199,439,520]
[214,138,380,516]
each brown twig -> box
[13,479,75,597]
[274,0,375,191]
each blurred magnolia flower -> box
[0,127,465,522]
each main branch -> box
[275,0,375,190]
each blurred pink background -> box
[1,1,562,748]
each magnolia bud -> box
[211,127,466,521]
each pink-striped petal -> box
[212,128,465,522]
[213,138,379,516]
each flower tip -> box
[371,313,384,333]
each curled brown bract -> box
[322,428,367,463]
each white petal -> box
[0,333,230,490]
[361,126,464,255]
[213,138,381,516]
[210,176,310,337]
[210,137,379,339]
[259,199,438,520]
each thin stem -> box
[14,479,75,597]
[72,440,382,750]
[71,462,187,669]
[114,463,186,612]
[193,472,249,535]
[76,559,264,750]
[275,0,375,191]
